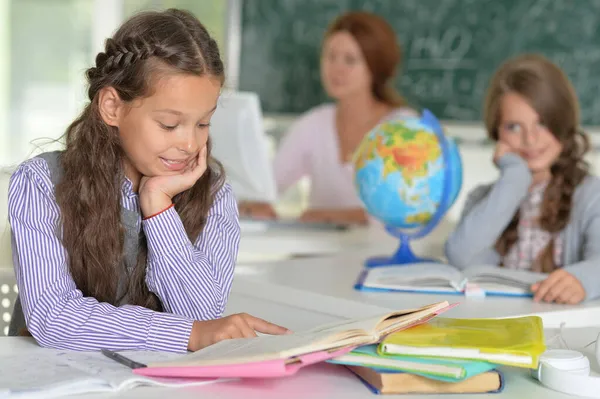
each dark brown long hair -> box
[484,54,590,273]
[56,9,225,310]
[324,11,405,107]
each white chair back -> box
[0,268,17,336]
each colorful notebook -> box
[347,365,504,395]
[379,316,546,368]
[354,263,547,297]
[133,301,455,379]
[328,344,496,381]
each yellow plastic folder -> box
[378,316,546,369]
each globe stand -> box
[364,109,460,268]
[365,231,438,267]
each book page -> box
[361,263,465,291]
[148,328,367,368]
[151,311,427,368]
[53,351,228,391]
[0,350,202,397]
[376,301,451,337]
[0,352,105,395]
[147,301,451,368]
[306,312,393,335]
[463,266,546,290]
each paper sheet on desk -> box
[0,350,226,398]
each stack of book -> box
[116,302,545,396]
[328,316,546,394]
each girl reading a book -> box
[445,54,600,305]
[7,9,288,351]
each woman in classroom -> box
[239,10,416,226]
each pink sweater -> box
[274,104,417,209]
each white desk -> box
[3,223,600,398]
[237,225,390,263]
[237,218,455,264]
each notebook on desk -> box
[379,316,546,369]
[328,344,496,381]
[354,263,547,297]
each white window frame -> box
[0,0,10,164]
[224,0,242,90]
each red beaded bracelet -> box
[143,203,175,220]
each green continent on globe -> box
[405,211,434,224]
[354,122,441,187]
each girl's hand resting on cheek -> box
[187,313,291,351]
[139,146,208,217]
[531,269,586,304]
[493,141,514,166]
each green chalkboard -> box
[238,0,600,125]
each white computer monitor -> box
[209,90,277,203]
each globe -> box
[353,109,463,267]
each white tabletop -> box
[236,219,455,264]
[237,224,388,263]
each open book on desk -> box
[133,301,454,379]
[355,263,548,297]
[0,350,229,399]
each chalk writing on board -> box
[239,0,600,125]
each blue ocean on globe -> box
[353,114,462,229]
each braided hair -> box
[55,9,225,310]
[484,54,590,273]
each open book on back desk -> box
[355,263,548,297]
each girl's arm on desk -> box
[9,162,194,352]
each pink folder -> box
[133,347,355,379]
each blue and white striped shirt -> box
[8,156,240,352]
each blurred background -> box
[1,0,600,221]
[2,0,600,335]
